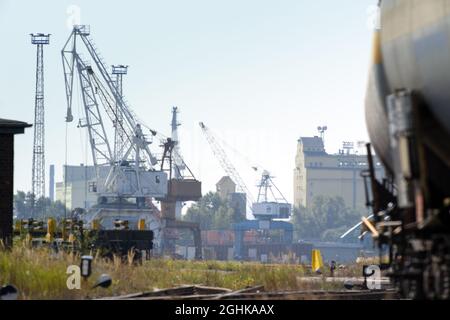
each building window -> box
[88,182,97,193]
[279,207,289,218]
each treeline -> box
[183,192,364,242]
[14,189,364,242]
[14,191,68,219]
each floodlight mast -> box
[30,33,50,217]
[317,125,328,145]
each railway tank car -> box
[365,0,450,299]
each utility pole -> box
[30,33,50,217]
[112,65,128,162]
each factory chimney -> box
[49,164,55,202]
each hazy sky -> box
[0,0,377,204]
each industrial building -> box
[216,176,246,219]
[0,118,31,247]
[293,136,383,209]
[216,176,236,200]
[55,164,97,210]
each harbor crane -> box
[253,170,291,220]
[199,122,292,220]
[62,25,167,202]
[199,122,255,217]
[199,123,293,259]
[111,64,128,161]
[61,25,168,250]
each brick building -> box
[0,118,31,247]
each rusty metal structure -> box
[158,118,202,259]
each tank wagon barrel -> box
[365,0,450,300]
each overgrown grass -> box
[0,244,360,300]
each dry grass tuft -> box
[0,244,360,299]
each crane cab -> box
[252,202,292,220]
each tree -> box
[291,195,363,242]
[14,191,33,218]
[183,192,244,229]
[14,190,68,220]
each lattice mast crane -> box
[30,33,50,217]
[199,122,254,216]
[61,25,165,200]
[256,170,289,204]
[112,65,128,162]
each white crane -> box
[199,122,255,218]
[62,25,167,202]
[61,25,167,248]
[253,170,291,220]
[200,122,292,221]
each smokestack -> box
[49,164,55,201]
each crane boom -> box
[75,57,113,167]
[199,122,254,215]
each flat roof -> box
[0,118,32,134]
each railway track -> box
[211,289,400,300]
[100,285,400,300]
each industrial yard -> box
[0,244,380,300]
[2,0,450,306]
[1,18,378,273]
